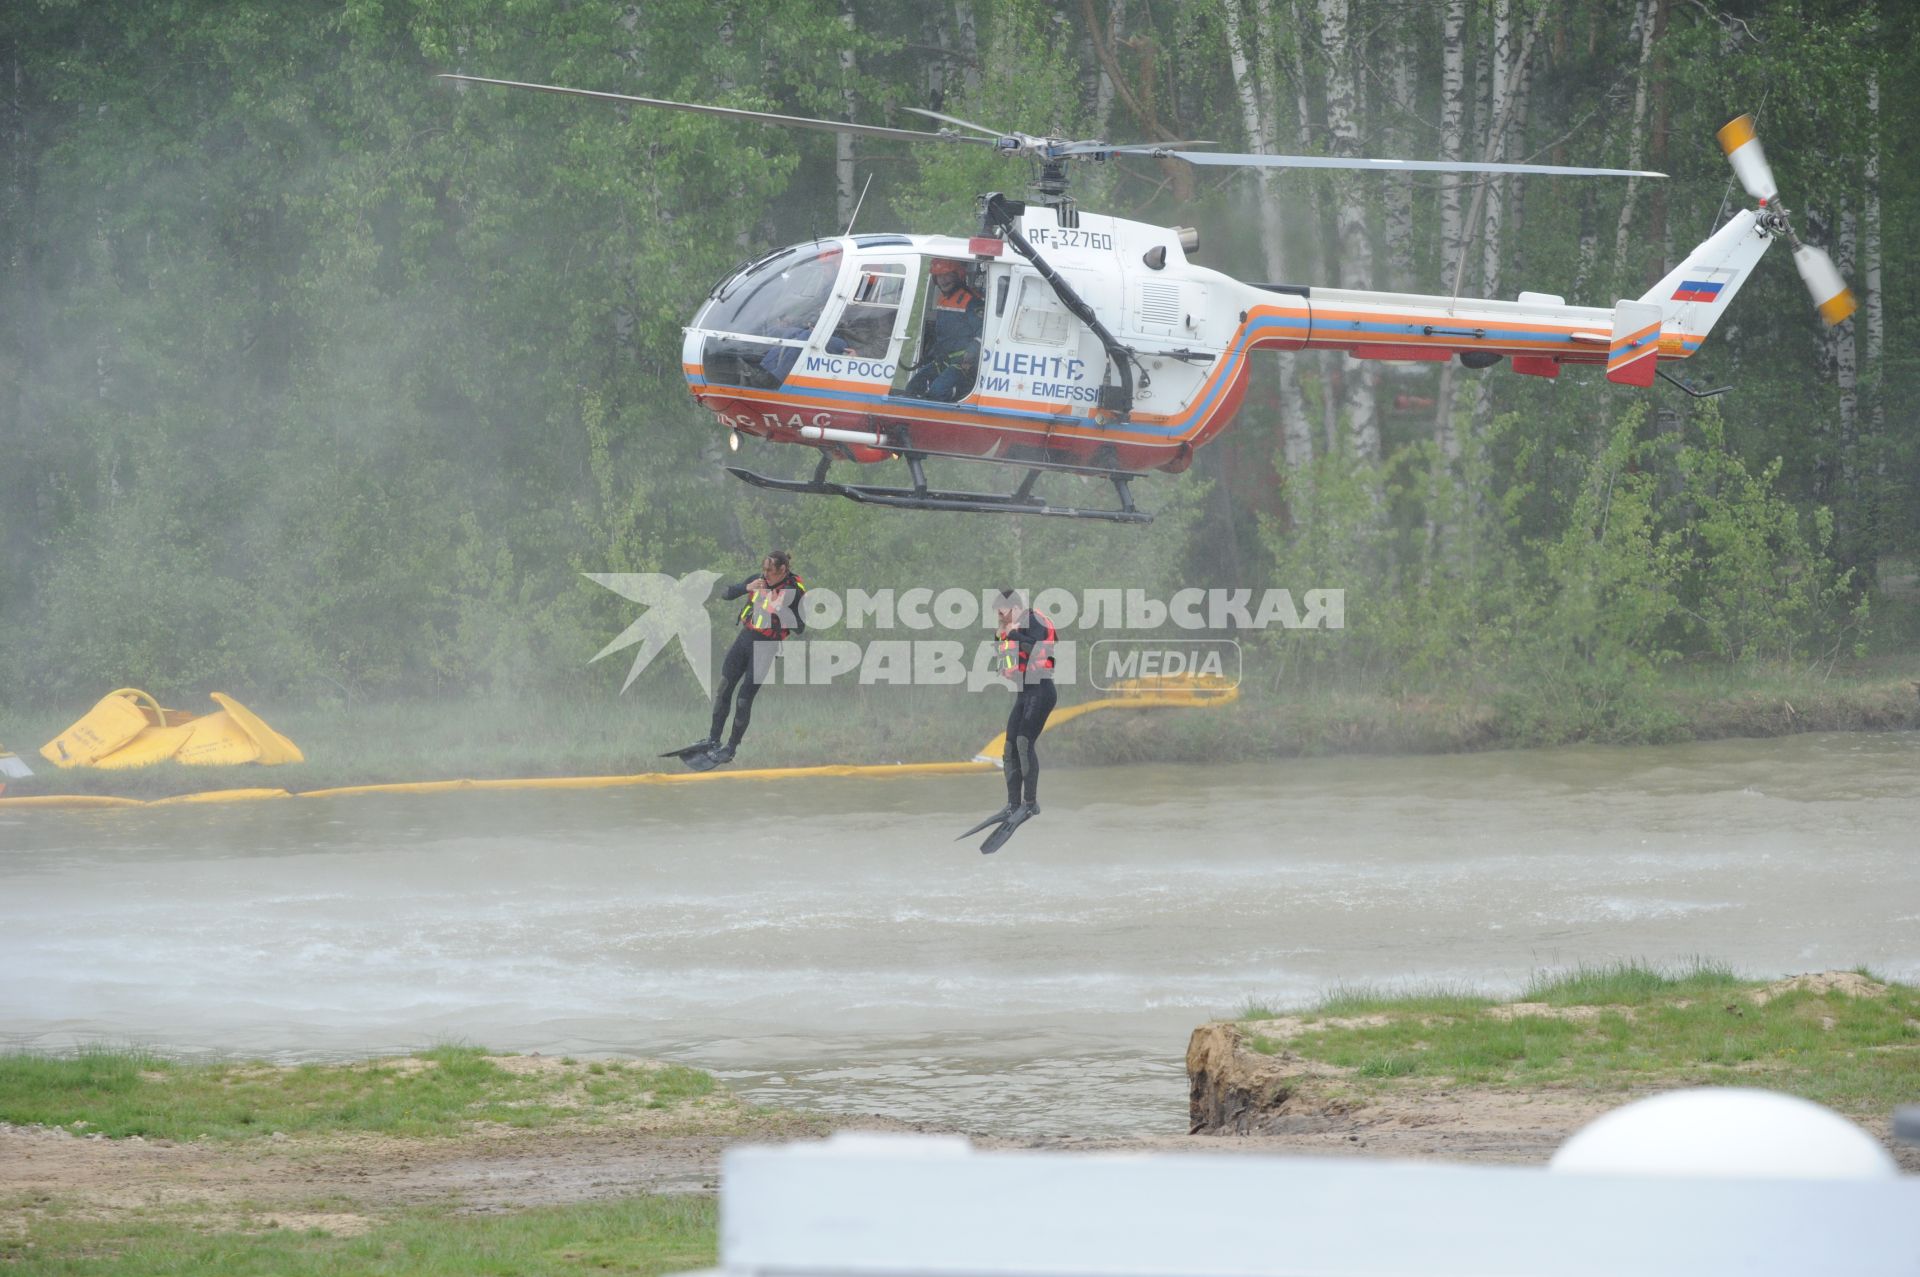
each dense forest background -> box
[2,0,1911,733]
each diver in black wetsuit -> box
[991,587,1057,821]
[694,550,806,767]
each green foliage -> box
[1257,398,1871,745]
[0,0,1903,717]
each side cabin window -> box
[829,263,907,358]
[1011,275,1072,347]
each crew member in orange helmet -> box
[905,259,984,402]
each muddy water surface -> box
[4,730,1916,1136]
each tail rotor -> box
[1718,114,1856,326]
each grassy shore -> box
[0,1047,790,1275]
[7,966,1914,1271]
[0,1046,719,1142]
[1239,961,1920,1121]
[3,1195,715,1276]
[4,658,1917,800]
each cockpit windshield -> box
[696,243,843,339]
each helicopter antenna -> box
[843,172,874,237]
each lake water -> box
[4,730,1916,1136]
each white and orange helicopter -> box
[444,77,1854,524]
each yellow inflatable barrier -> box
[40,689,304,769]
[973,672,1239,762]
[4,673,1232,808]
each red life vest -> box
[741,575,803,638]
[995,610,1056,680]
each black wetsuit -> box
[999,613,1058,808]
[709,574,806,749]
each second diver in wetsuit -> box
[682,550,805,768]
[958,588,1057,851]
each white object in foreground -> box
[691,1130,1915,1277]
[1552,1087,1900,1179]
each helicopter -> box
[442,77,1855,525]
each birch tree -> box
[1223,0,1315,468]
[1434,0,1472,459]
[1612,0,1658,275]
[835,0,858,231]
[1319,0,1380,458]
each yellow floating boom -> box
[2,674,1236,809]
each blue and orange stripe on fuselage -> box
[685,295,1699,472]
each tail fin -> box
[1636,209,1773,357]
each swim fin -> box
[680,749,721,773]
[979,804,1036,855]
[659,739,717,760]
[956,804,1018,840]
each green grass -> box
[1309,980,1495,1017]
[0,1046,720,1142]
[1520,957,1744,1005]
[3,1194,715,1276]
[1240,962,1920,1116]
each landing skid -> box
[725,450,1153,524]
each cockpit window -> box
[829,263,907,355]
[696,243,844,339]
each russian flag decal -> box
[1671,280,1725,303]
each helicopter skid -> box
[725,451,1152,524]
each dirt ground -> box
[15,1079,1905,1240]
[7,980,1916,1240]
[0,1093,1614,1239]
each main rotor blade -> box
[1060,140,1218,156]
[440,75,995,148]
[903,105,1015,140]
[1168,149,1665,178]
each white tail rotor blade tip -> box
[1793,245,1857,326]
[1717,114,1778,203]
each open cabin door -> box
[890,258,994,403]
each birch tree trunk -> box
[1478,0,1513,302]
[1091,0,1122,133]
[1644,0,1671,280]
[1383,13,1420,292]
[1469,0,1514,438]
[1864,70,1884,442]
[925,5,948,107]
[1612,0,1657,274]
[835,1,858,231]
[1833,206,1859,491]
[1434,0,1471,459]
[1226,0,1315,469]
[953,0,980,97]
[1319,0,1379,458]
